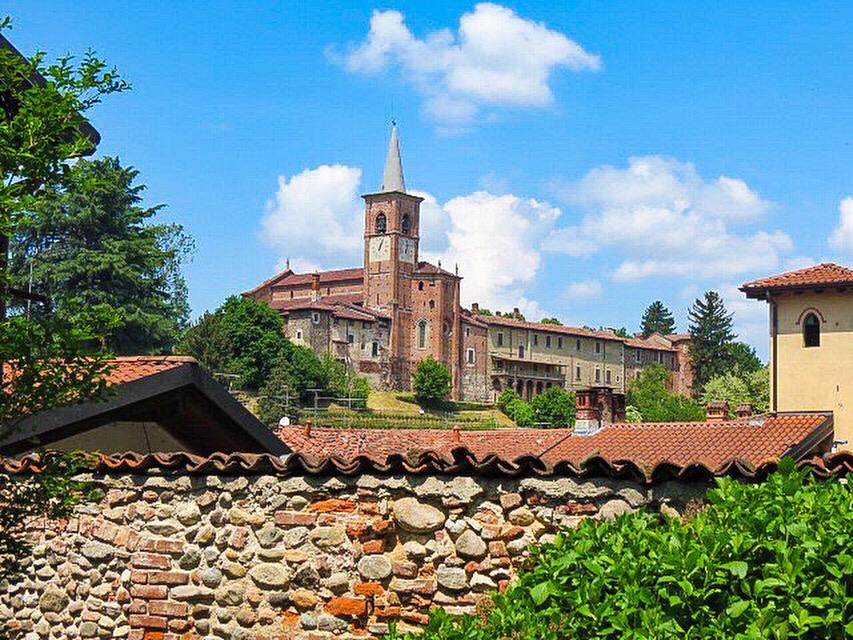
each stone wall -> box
[0,472,708,640]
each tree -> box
[702,367,770,417]
[256,347,330,426]
[640,301,676,337]
[9,157,192,354]
[530,386,575,427]
[627,364,705,422]
[688,291,736,390]
[540,317,562,325]
[320,355,370,406]
[412,357,451,406]
[0,20,128,636]
[727,341,763,374]
[176,296,290,389]
[497,388,521,415]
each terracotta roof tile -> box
[276,412,832,476]
[104,356,194,384]
[741,263,853,294]
[478,315,625,341]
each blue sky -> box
[7,1,853,357]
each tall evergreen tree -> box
[640,301,676,337]
[9,157,193,354]
[688,291,736,389]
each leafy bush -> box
[507,398,534,427]
[530,386,575,427]
[387,460,852,639]
[628,364,705,422]
[412,357,451,406]
[496,388,521,415]
[702,367,769,417]
[625,404,643,423]
[321,355,370,406]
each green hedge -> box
[386,460,852,639]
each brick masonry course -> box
[0,473,708,639]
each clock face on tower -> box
[398,236,416,263]
[369,236,391,262]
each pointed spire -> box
[380,121,406,193]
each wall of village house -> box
[624,348,679,392]
[270,281,364,303]
[487,328,626,395]
[460,322,490,402]
[285,313,392,391]
[0,472,708,640]
[408,275,459,374]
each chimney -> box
[303,420,312,438]
[574,389,602,435]
[311,272,321,301]
[736,403,753,419]
[705,401,729,422]
[451,427,461,443]
[496,311,502,317]
[471,302,479,314]
[513,307,520,317]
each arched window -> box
[803,312,821,348]
[401,213,411,235]
[417,320,428,349]
[418,281,424,291]
[375,212,387,234]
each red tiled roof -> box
[276,412,833,477]
[104,356,194,384]
[741,263,853,295]
[623,335,677,351]
[243,267,364,296]
[478,314,625,342]
[414,261,459,278]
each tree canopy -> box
[640,301,676,337]
[412,357,451,406]
[688,291,736,390]
[627,364,705,422]
[9,157,192,354]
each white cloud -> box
[260,164,364,269]
[829,196,853,254]
[565,279,602,300]
[337,3,600,126]
[420,191,560,318]
[544,155,788,281]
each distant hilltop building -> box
[245,125,693,409]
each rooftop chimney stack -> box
[311,272,321,301]
[471,302,479,314]
[513,307,520,317]
[574,389,602,435]
[736,403,754,419]
[705,401,729,422]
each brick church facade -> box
[245,127,692,408]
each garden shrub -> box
[413,357,452,406]
[386,460,852,639]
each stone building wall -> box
[460,321,490,402]
[0,472,707,640]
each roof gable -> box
[741,263,853,297]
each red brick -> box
[132,553,171,570]
[128,615,168,630]
[500,525,524,540]
[375,606,401,620]
[147,571,189,586]
[309,498,357,513]
[92,520,119,542]
[130,585,168,600]
[131,571,148,584]
[274,511,317,526]
[128,600,148,614]
[229,527,249,550]
[354,581,385,597]
[148,601,189,618]
[325,597,368,617]
[362,539,385,553]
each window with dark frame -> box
[803,312,821,347]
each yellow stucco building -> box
[741,263,853,449]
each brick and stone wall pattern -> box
[0,473,707,640]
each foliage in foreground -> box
[387,460,852,640]
[627,364,705,422]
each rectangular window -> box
[595,341,601,354]
[576,339,581,351]
[546,335,552,348]
[465,327,470,338]
[605,369,611,384]
[595,368,601,383]
[533,334,538,346]
[347,334,354,344]
[372,342,379,357]
[518,345,525,359]
[312,312,320,324]
[575,365,581,381]
[657,352,663,363]
[466,348,475,364]
[558,337,563,349]
[417,321,427,349]
[636,350,641,363]
[497,332,504,347]
[295,329,303,340]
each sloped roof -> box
[478,314,625,342]
[741,263,853,298]
[415,261,460,279]
[275,413,832,474]
[1,357,288,456]
[624,334,677,351]
[244,267,364,296]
